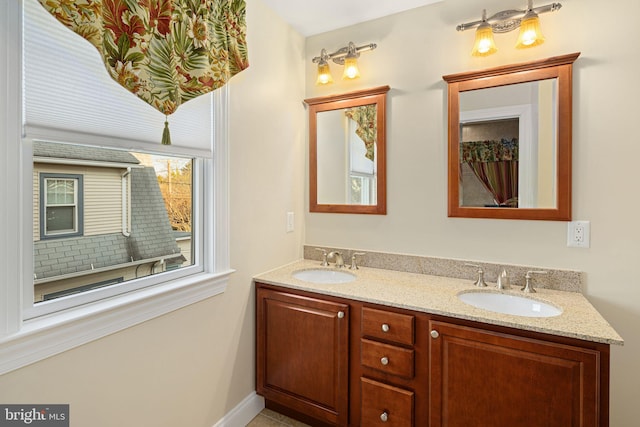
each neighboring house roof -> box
[33,141,140,165]
[34,145,185,281]
[127,167,183,261]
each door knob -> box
[430,330,439,339]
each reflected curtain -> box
[461,138,519,207]
[37,0,249,142]
[345,105,376,161]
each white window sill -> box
[0,269,233,375]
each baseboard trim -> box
[213,392,264,427]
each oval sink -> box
[292,269,356,284]
[457,291,562,318]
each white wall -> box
[305,0,639,424]
[0,1,305,426]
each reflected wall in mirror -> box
[304,86,389,214]
[444,53,579,220]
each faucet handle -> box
[349,252,366,270]
[522,270,547,293]
[315,248,329,266]
[465,263,487,287]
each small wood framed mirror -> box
[304,86,389,214]
[443,53,579,220]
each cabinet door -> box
[429,320,602,427]
[256,286,349,426]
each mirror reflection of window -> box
[348,119,376,205]
[316,105,378,206]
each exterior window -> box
[33,142,195,305]
[40,174,83,238]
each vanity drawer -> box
[361,377,414,427]
[361,339,414,379]
[362,307,415,345]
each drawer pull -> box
[337,311,345,319]
[430,329,439,339]
[380,356,389,366]
[380,411,389,422]
[381,323,390,332]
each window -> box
[40,174,83,238]
[0,0,232,375]
[32,143,197,306]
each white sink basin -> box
[457,291,562,318]
[292,269,356,284]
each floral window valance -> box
[461,138,519,163]
[345,105,377,161]
[37,0,249,144]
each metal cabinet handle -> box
[430,330,439,339]
[381,323,390,332]
[380,356,389,366]
[337,311,345,319]
[380,411,389,422]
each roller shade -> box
[23,0,213,158]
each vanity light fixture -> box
[458,1,561,56]
[315,50,334,85]
[471,10,498,57]
[312,41,376,85]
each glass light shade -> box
[316,61,333,85]
[471,24,497,57]
[515,14,544,48]
[342,56,360,79]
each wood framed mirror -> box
[443,53,579,220]
[304,86,389,214]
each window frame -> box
[39,173,84,239]
[0,0,233,375]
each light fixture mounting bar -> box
[456,2,561,32]
[312,42,377,65]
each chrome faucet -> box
[328,251,345,268]
[496,268,510,290]
[522,270,547,293]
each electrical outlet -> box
[286,212,294,233]
[567,221,590,248]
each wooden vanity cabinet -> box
[256,283,610,427]
[429,319,610,427]
[256,285,350,426]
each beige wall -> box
[305,0,639,424]
[0,0,305,426]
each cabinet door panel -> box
[256,287,349,426]
[429,320,600,427]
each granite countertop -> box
[254,259,623,345]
